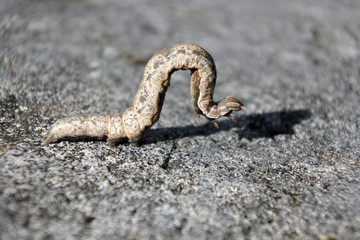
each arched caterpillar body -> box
[44,43,244,147]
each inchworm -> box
[44,43,244,147]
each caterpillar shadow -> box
[143,109,311,144]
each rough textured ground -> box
[0,0,359,239]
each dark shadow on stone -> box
[143,109,311,144]
[46,109,311,146]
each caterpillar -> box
[44,43,244,147]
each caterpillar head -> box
[205,96,244,128]
[217,96,244,116]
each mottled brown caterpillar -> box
[44,43,244,147]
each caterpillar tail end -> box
[44,134,55,145]
[43,123,70,145]
[43,121,67,145]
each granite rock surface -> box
[0,0,359,239]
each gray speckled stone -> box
[1,0,359,239]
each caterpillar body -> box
[44,43,244,147]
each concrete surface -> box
[0,0,359,239]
